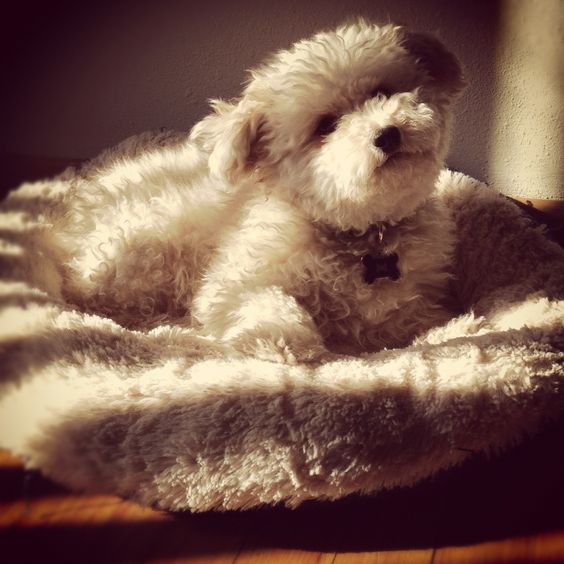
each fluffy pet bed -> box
[0,169,563,512]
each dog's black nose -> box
[374,126,401,154]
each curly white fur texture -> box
[37,20,470,363]
[1,170,563,512]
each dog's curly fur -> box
[53,20,466,362]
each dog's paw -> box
[229,327,329,364]
[272,337,329,364]
[215,288,331,364]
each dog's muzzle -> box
[374,126,401,155]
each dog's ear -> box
[192,98,264,183]
[402,31,466,100]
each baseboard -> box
[511,196,564,221]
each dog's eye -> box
[315,115,339,137]
[371,86,391,98]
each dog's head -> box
[193,20,465,231]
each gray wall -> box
[2,0,562,198]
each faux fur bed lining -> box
[0,170,563,512]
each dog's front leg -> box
[192,193,331,363]
[196,285,328,364]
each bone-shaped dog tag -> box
[361,253,400,283]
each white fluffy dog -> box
[56,20,466,362]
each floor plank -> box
[235,548,335,563]
[434,531,564,563]
[0,453,246,563]
[334,549,434,563]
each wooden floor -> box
[1,412,564,563]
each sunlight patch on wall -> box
[489,0,563,199]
